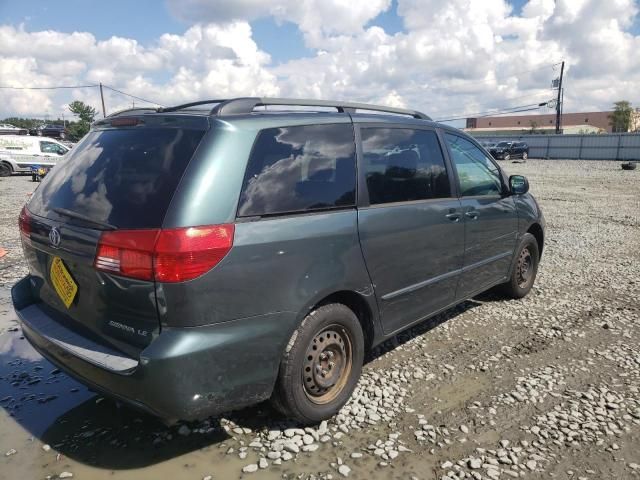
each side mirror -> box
[509,175,529,195]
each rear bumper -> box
[12,276,296,420]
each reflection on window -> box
[361,128,450,205]
[237,124,356,217]
[445,133,502,197]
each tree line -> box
[1,101,97,141]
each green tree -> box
[609,100,633,133]
[68,101,98,140]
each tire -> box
[621,162,636,170]
[500,233,540,299]
[504,154,510,161]
[0,162,12,177]
[271,303,365,424]
[522,152,528,160]
[59,132,66,140]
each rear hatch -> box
[20,115,208,357]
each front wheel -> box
[500,233,539,298]
[0,163,12,177]
[271,303,364,424]
[522,152,528,160]
[504,154,511,161]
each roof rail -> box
[157,100,227,113]
[107,107,159,118]
[210,97,431,120]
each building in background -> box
[465,111,617,135]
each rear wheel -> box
[501,233,539,298]
[0,162,12,177]
[271,303,364,424]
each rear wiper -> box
[52,208,117,230]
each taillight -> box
[94,224,234,283]
[19,206,31,238]
[95,230,158,281]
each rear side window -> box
[237,124,356,217]
[361,128,450,205]
[28,127,205,228]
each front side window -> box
[361,128,450,205]
[237,124,356,217]
[445,133,503,197]
[40,141,67,155]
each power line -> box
[436,102,550,122]
[434,90,554,121]
[0,84,98,90]
[436,102,549,122]
[102,85,164,107]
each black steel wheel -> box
[271,303,364,424]
[500,232,539,299]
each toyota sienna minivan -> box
[12,97,545,424]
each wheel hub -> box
[303,327,351,403]
[517,247,533,287]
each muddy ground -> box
[0,160,639,480]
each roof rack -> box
[156,97,431,120]
[213,98,431,120]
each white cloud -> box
[0,0,639,121]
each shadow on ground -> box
[0,290,492,469]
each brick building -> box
[465,111,615,134]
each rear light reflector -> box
[18,206,32,238]
[94,224,234,282]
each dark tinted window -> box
[445,133,503,196]
[237,124,356,217]
[28,127,205,228]
[361,128,449,205]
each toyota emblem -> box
[49,227,61,248]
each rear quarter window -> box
[28,127,205,228]
[237,124,356,217]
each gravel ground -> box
[0,160,639,480]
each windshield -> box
[28,126,206,229]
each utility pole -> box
[99,82,106,118]
[555,61,564,134]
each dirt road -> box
[0,160,638,480]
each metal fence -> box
[473,133,640,160]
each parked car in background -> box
[0,123,28,135]
[13,97,545,424]
[489,141,529,160]
[0,135,70,177]
[33,124,70,140]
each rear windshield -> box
[28,127,206,228]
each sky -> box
[0,0,639,126]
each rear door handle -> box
[465,211,479,219]
[446,213,461,222]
